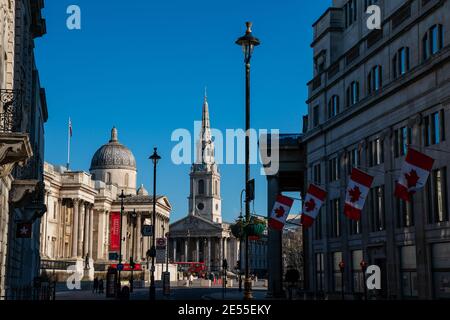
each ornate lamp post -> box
[149,147,161,300]
[235,21,260,300]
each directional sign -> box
[141,225,153,237]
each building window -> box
[316,253,325,292]
[346,81,359,107]
[369,186,385,232]
[427,167,448,224]
[330,199,341,238]
[423,25,444,61]
[400,246,418,298]
[53,202,57,220]
[198,179,205,195]
[347,148,361,173]
[314,211,323,240]
[344,0,357,28]
[329,157,340,182]
[313,163,321,185]
[124,173,129,187]
[393,47,410,79]
[394,126,411,158]
[313,105,320,127]
[214,180,218,196]
[352,250,364,293]
[333,252,343,292]
[369,138,384,166]
[328,95,340,118]
[424,110,446,146]
[349,219,361,235]
[396,198,414,228]
[367,65,382,94]
[106,172,112,184]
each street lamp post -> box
[360,260,368,300]
[235,21,260,301]
[149,147,161,300]
[130,209,137,293]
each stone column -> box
[208,238,211,271]
[195,238,200,262]
[72,199,79,258]
[89,205,94,258]
[58,199,63,258]
[104,211,110,260]
[136,213,142,261]
[184,239,188,262]
[219,237,223,266]
[83,203,89,257]
[173,238,176,262]
[78,200,85,257]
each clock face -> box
[197,202,204,211]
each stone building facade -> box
[169,94,239,274]
[41,128,171,281]
[303,0,450,299]
[0,0,47,299]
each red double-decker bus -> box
[174,262,206,274]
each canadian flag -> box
[395,148,434,202]
[268,195,294,231]
[344,168,374,221]
[301,184,327,228]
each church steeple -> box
[189,90,221,223]
[197,89,215,165]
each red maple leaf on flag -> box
[304,198,316,212]
[275,206,285,218]
[348,186,362,203]
[405,170,420,188]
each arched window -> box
[328,95,340,118]
[124,173,129,187]
[346,81,359,107]
[423,24,443,61]
[393,47,410,79]
[368,65,382,94]
[215,180,218,196]
[198,180,205,195]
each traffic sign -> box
[109,252,119,261]
[156,238,166,248]
[141,225,153,237]
[156,249,166,264]
[117,263,124,271]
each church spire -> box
[202,88,210,131]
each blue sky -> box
[35,0,330,223]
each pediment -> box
[169,215,222,236]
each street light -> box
[360,260,368,300]
[235,21,260,301]
[117,190,127,298]
[149,147,161,300]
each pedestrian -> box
[93,277,99,293]
[98,279,104,294]
[189,273,194,287]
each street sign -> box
[141,225,153,237]
[156,249,166,264]
[117,263,124,271]
[156,237,166,248]
[109,252,119,261]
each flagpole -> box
[67,118,71,170]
